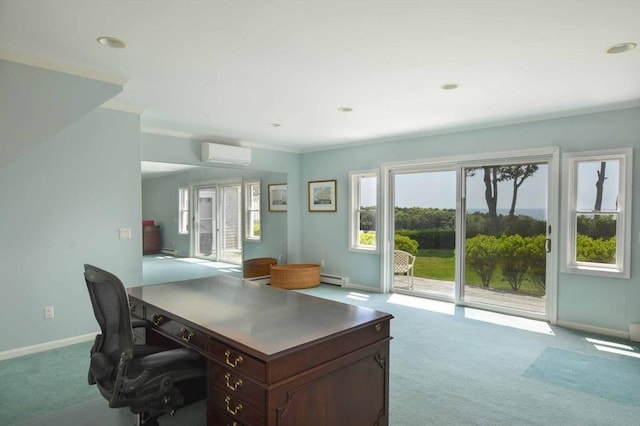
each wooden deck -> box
[393,276,546,314]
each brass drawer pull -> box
[375,323,382,332]
[224,350,244,368]
[179,327,195,343]
[224,396,243,415]
[152,313,165,325]
[129,303,136,313]
[224,372,243,390]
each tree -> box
[483,166,499,232]
[594,161,606,211]
[498,164,539,217]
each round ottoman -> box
[270,264,321,289]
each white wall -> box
[299,107,640,336]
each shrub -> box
[465,234,500,287]
[498,234,531,291]
[396,229,455,250]
[526,234,547,292]
[576,234,616,264]
[394,234,419,255]
[359,231,376,246]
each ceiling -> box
[1,0,639,153]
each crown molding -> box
[0,49,128,86]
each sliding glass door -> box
[461,162,549,316]
[385,149,557,320]
[391,169,457,301]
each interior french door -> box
[193,182,242,264]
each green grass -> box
[413,249,545,297]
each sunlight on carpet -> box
[523,347,640,405]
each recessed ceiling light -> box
[441,83,459,90]
[96,36,126,49]
[337,107,353,112]
[606,42,637,54]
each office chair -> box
[83,264,206,426]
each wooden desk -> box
[128,276,393,426]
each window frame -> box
[244,180,261,242]
[349,170,378,253]
[561,148,632,279]
[178,187,189,235]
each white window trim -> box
[178,187,189,235]
[244,180,261,242]
[561,148,632,279]
[349,170,379,253]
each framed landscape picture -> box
[268,183,287,212]
[308,179,337,212]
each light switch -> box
[119,228,132,240]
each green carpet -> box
[2,282,640,425]
[0,341,99,425]
[523,346,640,405]
[142,255,242,285]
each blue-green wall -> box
[1,58,637,354]
[299,107,640,335]
[141,167,287,261]
[140,133,302,263]
[0,108,141,352]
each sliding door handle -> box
[545,238,551,253]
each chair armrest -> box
[140,348,200,370]
[131,318,153,329]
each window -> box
[178,187,189,234]
[562,148,632,278]
[349,171,377,252]
[245,181,261,241]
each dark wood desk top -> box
[128,276,392,361]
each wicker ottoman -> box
[243,257,277,278]
[270,264,321,289]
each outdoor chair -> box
[394,250,416,289]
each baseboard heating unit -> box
[320,274,348,286]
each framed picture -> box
[308,179,337,212]
[268,183,287,212]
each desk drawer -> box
[209,339,265,382]
[209,406,250,426]
[209,362,265,410]
[145,309,206,351]
[210,393,262,426]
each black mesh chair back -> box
[83,264,206,426]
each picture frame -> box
[268,183,287,212]
[308,179,337,212]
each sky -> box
[360,160,619,213]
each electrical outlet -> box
[320,259,326,267]
[44,306,54,319]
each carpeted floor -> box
[142,254,242,284]
[2,261,639,425]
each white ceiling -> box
[1,0,639,153]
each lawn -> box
[414,248,545,297]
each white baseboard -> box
[556,320,630,340]
[0,332,97,361]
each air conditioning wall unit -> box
[201,142,252,165]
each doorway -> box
[193,182,242,264]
